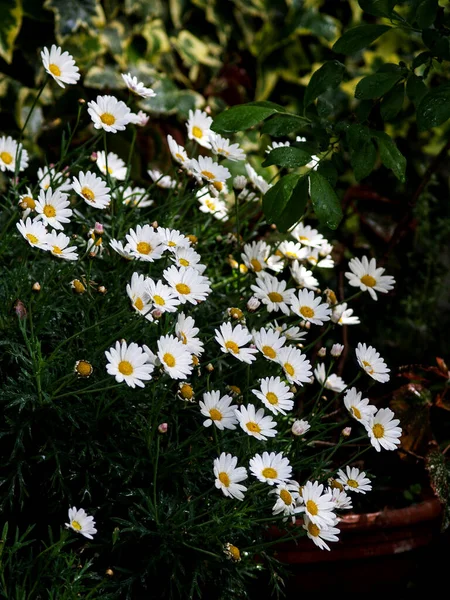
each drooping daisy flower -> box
[199,391,238,430]
[19,188,36,218]
[278,240,308,261]
[291,419,311,436]
[147,169,177,189]
[235,404,277,441]
[35,188,72,230]
[345,256,395,301]
[157,334,193,380]
[105,340,154,388]
[314,363,346,393]
[121,186,153,208]
[190,155,231,193]
[127,110,150,127]
[186,109,213,148]
[297,481,336,529]
[125,224,164,262]
[302,515,340,551]
[197,189,229,221]
[343,387,377,424]
[65,507,96,539]
[290,261,319,290]
[41,45,80,88]
[277,346,312,385]
[167,134,190,168]
[213,453,248,501]
[157,227,191,252]
[47,231,78,260]
[270,321,307,342]
[305,248,334,269]
[365,407,402,452]
[109,238,134,259]
[72,171,111,209]
[87,95,132,133]
[336,466,372,494]
[327,487,353,510]
[270,481,301,518]
[126,272,153,321]
[241,240,272,274]
[163,265,211,304]
[245,163,272,194]
[209,133,246,161]
[0,135,28,172]
[214,322,257,364]
[291,289,331,326]
[249,452,292,485]
[96,151,127,180]
[145,278,180,314]
[331,302,360,326]
[252,328,286,362]
[121,72,156,98]
[252,376,294,416]
[355,342,390,383]
[172,246,205,273]
[16,217,50,250]
[290,223,325,248]
[250,272,295,315]
[175,313,204,356]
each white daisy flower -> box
[157,334,193,380]
[19,188,36,218]
[314,363,346,393]
[125,224,164,262]
[147,169,177,189]
[214,322,257,364]
[105,340,154,388]
[306,155,320,170]
[172,246,205,273]
[245,163,272,194]
[252,376,294,415]
[241,240,272,274]
[210,133,245,161]
[331,343,344,358]
[235,404,277,441]
[167,134,191,168]
[109,238,134,259]
[302,515,340,551]
[278,241,308,261]
[35,188,72,230]
[238,188,259,202]
[298,481,337,529]
[65,507,96,539]
[291,289,331,325]
[250,272,295,315]
[121,72,156,98]
[175,313,204,356]
[186,109,213,148]
[200,391,238,430]
[120,186,153,208]
[163,265,211,304]
[345,256,395,301]
[197,190,229,221]
[72,171,111,209]
[126,272,153,321]
[306,248,334,269]
[145,278,180,314]
[0,135,28,172]
[47,231,78,260]
[213,453,248,501]
[270,321,307,342]
[291,419,311,436]
[41,45,80,88]
[87,94,132,133]
[37,166,72,193]
[355,342,390,383]
[157,227,191,252]
[336,466,372,494]
[365,407,402,452]
[270,481,301,518]
[127,110,150,126]
[277,346,312,385]
[327,487,353,510]
[96,151,127,180]
[290,223,325,248]
[249,452,292,485]
[265,140,291,154]
[252,328,286,362]
[343,387,377,424]
[290,261,319,290]
[190,155,231,193]
[331,302,360,326]
[16,217,50,250]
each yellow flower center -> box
[362,360,374,374]
[262,467,277,479]
[52,245,62,254]
[175,283,191,295]
[136,241,152,255]
[209,408,223,421]
[175,153,185,162]
[192,126,203,138]
[71,279,86,293]
[201,170,216,180]
[22,196,35,209]
[227,544,240,561]
[107,167,113,174]
[180,332,188,344]
[230,308,243,319]
[1,151,13,164]
[75,360,93,377]
[229,385,241,395]
[351,406,362,420]
[280,489,292,505]
[246,421,261,434]
[299,236,309,242]
[49,63,61,77]
[163,353,176,368]
[347,479,359,488]
[361,274,376,287]
[262,345,276,359]
[43,204,56,218]
[284,362,294,377]
[205,199,216,211]
[179,383,193,399]
[372,423,385,439]
[306,499,319,516]
[26,233,38,244]
[285,251,297,259]
[81,187,95,201]
[71,520,82,531]
[250,258,262,272]
[100,112,116,126]
[268,291,283,303]
[153,295,165,306]
[307,522,320,537]
[266,392,279,405]
[134,297,144,311]
[225,340,240,354]
[330,479,344,491]
[179,258,189,267]
[212,181,223,192]
[118,360,133,376]
[300,306,314,319]
[218,472,230,487]
[168,241,176,247]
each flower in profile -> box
[270,321,307,342]
[241,240,272,274]
[291,289,331,326]
[277,346,312,385]
[186,109,213,148]
[125,224,164,262]
[235,404,277,441]
[314,363,346,393]
[327,487,353,510]
[157,334,193,380]
[199,391,238,430]
[145,278,180,314]
[96,151,127,180]
[290,223,325,248]
[72,171,111,209]
[37,166,72,192]
[127,110,150,127]
[87,95,132,133]
[214,453,248,501]
[336,466,372,494]
[163,265,211,305]
[65,507,96,539]
[290,261,319,290]
[126,272,153,321]
[19,188,36,218]
[74,360,93,378]
[209,133,245,161]
[245,163,271,194]
[331,302,360,326]
[157,227,191,252]
[298,481,336,529]
[365,407,402,452]
[252,327,286,362]
[252,376,294,416]
[0,135,28,172]
[331,343,344,358]
[147,169,177,189]
[167,134,190,168]
[345,256,395,301]
[249,452,292,485]
[190,155,231,193]
[214,322,257,364]
[16,218,50,250]
[109,238,134,259]
[121,186,153,208]
[291,419,310,436]
[223,543,241,561]
[47,231,78,260]
[197,189,228,221]
[121,72,156,98]
[343,387,377,424]
[105,341,154,388]
[270,481,301,519]
[250,272,295,315]
[175,313,204,356]
[355,342,390,383]
[302,515,340,551]
[35,188,72,230]
[41,45,80,88]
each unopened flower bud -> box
[233,175,247,190]
[324,288,338,306]
[151,221,158,229]
[247,296,261,312]
[318,347,326,357]
[98,286,107,295]
[187,234,198,245]
[78,98,86,104]
[152,308,163,319]
[94,222,104,234]
[158,423,168,433]
[71,279,86,294]
[331,343,344,358]
[179,382,194,401]
[291,419,311,436]
[90,152,97,161]
[32,282,41,292]
[228,307,244,320]
[75,360,93,378]
[224,543,241,561]
[206,363,214,372]
[341,426,352,438]
[14,299,27,319]
[105,568,114,577]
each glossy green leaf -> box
[332,24,391,55]
[355,71,403,100]
[406,74,427,107]
[0,0,22,64]
[44,0,99,41]
[304,60,345,107]
[212,102,286,134]
[415,0,438,28]
[380,83,404,120]
[417,83,450,131]
[275,177,309,232]
[371,130,406,182]
[262,173,301,223]
[358,0,397,16]
[309,171,343,229]
[262,147,312,169]
[346,124,377,181]
[261,114,310,137]
[316,160,338,187]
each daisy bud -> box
[187,234,198,245]
[291,419,311,436]
[32,282,41,292]
[227,385,242,397]
[75,360,93,378]
[152,308,163,319]
[239,263,248,274]
[158,423,168,434]
[94,222,104,235]
[90,152,97,161]
[192,355,200,367]
[290,385,297,394]
[329,478,344,491]
[318,347,327,357]
[206,363,214,372]
[14,299,27,319]
[331,343,344,358]
[233,175,247,190]
[228,257,239,269]
[105,569,114,577]
[71,279,86,294]
[151,221,158,229]
[204,105,212,115]
[78,98,86,104]
[228,307,244,320]
[19,201,28,210]
[324,288,338,306]
[247,296,261,312]
[178,382,194,401]
[341,426,352,438]
[98,286,107,295]
[224,543,241,562]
